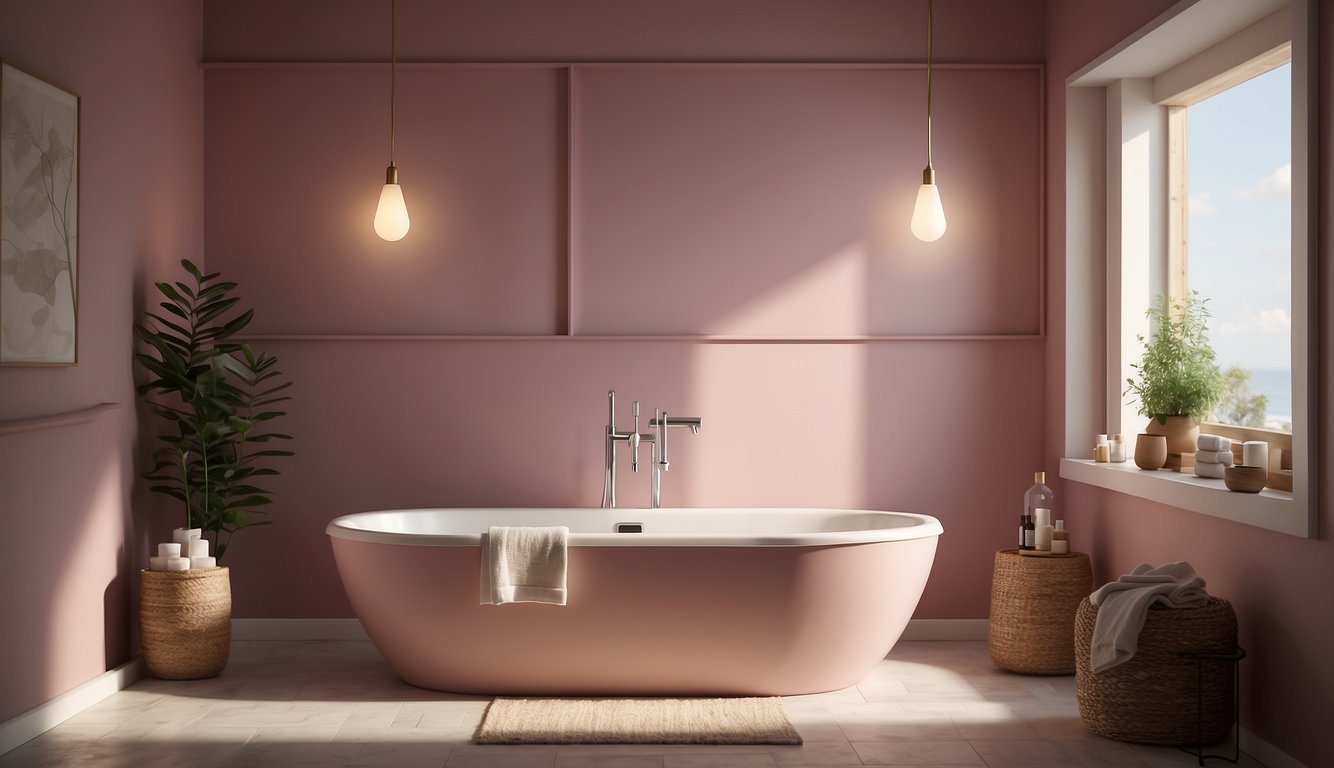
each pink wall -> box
[571,67,1041,336]
[201,0,1047,626]
[227,339,1045,619]
[1045,1,1334,764]
[8,0,1324,762]
[203,0,1043,64]
[0,1,203,723]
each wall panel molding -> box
[237,334,1045,343]
[206,60,1043,340]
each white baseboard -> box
[229,617,990,643]
[231,618,369,641]
[899,619,990,641]
[0,657,144,755]
[1241,728,1308,768]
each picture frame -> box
[1,60,80,366]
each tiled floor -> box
[0,640,1265,767]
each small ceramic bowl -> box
[1223,465,1267,493]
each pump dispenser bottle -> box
[1035,508,1053,551]
[1021,471,1052,551]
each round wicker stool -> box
[1075,596,1237,745]
[988,549,1092,674]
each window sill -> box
[1060,458,1309,538]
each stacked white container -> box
[1193,435,1233,479]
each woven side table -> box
[988,549,1093,674]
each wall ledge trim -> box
[0,657,144,756]
[237,334,1046,344]
[0,402,119,437]
[201,60,1043,71]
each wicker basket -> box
[988,549,1093,674]
[140,566,232,680]
[1075,596,1237,745]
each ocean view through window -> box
[1180,63,1292,430]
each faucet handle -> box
[657,409,670,472]
[630,401,641,472]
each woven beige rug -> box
[473,697,803,745]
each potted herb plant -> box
[1124,292,1226,459]
[133,259,293,678]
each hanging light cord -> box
[925,0,933,171]
[390,0,397,167]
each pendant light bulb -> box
[911,0,947,243]
[911,167,946,242]
[375,0,410,242]
[375,164,410,241]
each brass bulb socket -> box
[385,164,399,185]
[921,166,936,185]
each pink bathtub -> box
[327,508,942,696]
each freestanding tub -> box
[327,508,942,696]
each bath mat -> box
[472,696,803,745]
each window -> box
[1170,61,1292,433]
[1061,0,1317,538]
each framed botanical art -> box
[1,61,79,366]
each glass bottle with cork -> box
[1021,471,1052,551]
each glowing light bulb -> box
[374,164,410,241]
[910,168,947,242]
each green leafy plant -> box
[133,259,293,561]
[1125,292,1226,420]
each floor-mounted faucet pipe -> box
[602,390,620,508]
[602,390,700,509]
[602,389,652,508]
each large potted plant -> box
[133,259,292,678]
[1124,292,1225,457]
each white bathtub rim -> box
[326,507,944,548]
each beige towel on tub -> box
[481,526,569,606]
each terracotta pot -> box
[1144,416,1200,455]
[1134,433,1168,470]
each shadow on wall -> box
[223,340,698,618]
[865,341,1047,618]
[0,408,131,724]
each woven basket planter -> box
[1075,596,1237,745]
[140,566,232,680]
[988,550,1092,674]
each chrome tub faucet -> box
[601,390,701,509]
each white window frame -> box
[1060,0,1317,539]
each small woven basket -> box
[1075,596,1237,745]
[988,550,1093,674]
[140,566,231,680]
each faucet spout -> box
[649,413,702,508]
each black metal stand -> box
[1178,646,1247,766]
